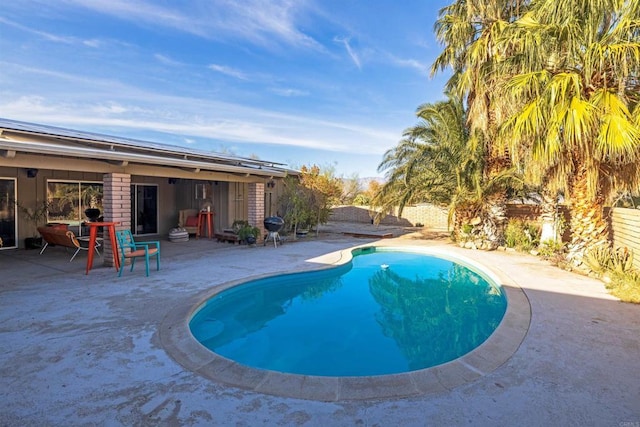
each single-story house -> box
[0,118,295,263]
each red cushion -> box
[185,216,198,227]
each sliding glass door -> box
[131,184,158,235]
[0,178,17,249]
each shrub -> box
[585,245,639,304]
[538,239,567,268]
[538,239,565,258]
[605,270,640,304]
[584,246,634,277]
[504,219,540,251]
[231,220,260,243]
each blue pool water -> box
[190,248,507,377]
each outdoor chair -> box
[38,224,101,262]
[178,209,199,235]
[115,229,160,277]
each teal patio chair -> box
[115,229,160,277]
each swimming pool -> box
[189,247,507,377]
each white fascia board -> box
[0,139,289,177]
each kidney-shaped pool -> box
[189,247,507,377]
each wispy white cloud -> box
[208,64,249,80]
[82,39,103,48]
[0,16,76,44]
[333,36,361,69]
[214,0,324,50]
[64,0,188,31]
[0,95,58,114]
[154,54,182,66]
[269,87,309,97]
[0,86,397,156]
[0,16,120,50]
[59,0,324,51]
[388,56,430,75]
[90,102,152,115]
[0,62,137,93]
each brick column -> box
[103,173,131,267]
[248,183,265,242]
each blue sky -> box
[0,1,451,178]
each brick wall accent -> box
[103,173,131,267]
[330,204,449,229]
[248,183,265,241]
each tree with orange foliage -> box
[298,165,343,237]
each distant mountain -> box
[358,177,384,185]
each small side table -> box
[84,221,120,274]
[196,211,214,239]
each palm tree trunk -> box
[452,205,470,242]
[452,203,482,245]
[481,146,510,249]
[566,167,610,269]
[482,191,508,249]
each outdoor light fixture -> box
[266,179,276,189]
[26,168,38,178]
[168,178,178,184]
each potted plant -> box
[16,200,50,249]
[232,220,260,245]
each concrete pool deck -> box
[1,222,639,426]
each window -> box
[195,183,207,200]
[48,181,103,235]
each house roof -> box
[0,118,297,179]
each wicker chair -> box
[178,209,199,235]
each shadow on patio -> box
[0,222,637,426]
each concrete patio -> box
[1,222,638,426]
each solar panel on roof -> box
[0,117,287,168]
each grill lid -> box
[264,216,284,232]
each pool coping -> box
[158,243,531,402]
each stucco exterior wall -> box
[330,204,449,229]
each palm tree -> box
[375,96,520,244]
[432,0,528,247]
[375,97,470,222]
[375,135,445,216]
[497,0,640,266]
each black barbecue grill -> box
[263,216,284,247]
